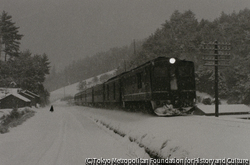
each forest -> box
[46,8,250,104]
[0,11,50,106]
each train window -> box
[154,66,168,77]
[137,73,142,89]
[178,66,193,77]
[170,74,178,90]
[170,66,178,90]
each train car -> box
[93,84,104,106]
[74,90,85,105]
[103,75,121,107]
[74,92,81,105]
[86,87,93,106]
[120,61,152,112]
[121,57,196,114]
[81,90,87,105]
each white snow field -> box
[73,105,250,159]
[0,102,150,165]
[1,101,250,165]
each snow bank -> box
[0,109,12,119]
[197,104,250,114]
[74,105,250,159]
[0,107,35,120]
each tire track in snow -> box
[51,113,67,165]
[53,109,86,165]
[35,109,67,165]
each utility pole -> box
[202,40,231,117]
[214,41,219,117]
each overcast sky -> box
[1,0,250,70]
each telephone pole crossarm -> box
[201,40,231,117]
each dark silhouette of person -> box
[50,105,54,112]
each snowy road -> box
[1,101,250,164]
[0,103,147,165]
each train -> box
[74,57,196,116]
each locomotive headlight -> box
[169,58,176,64]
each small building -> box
[19,92,36,107]
[21,90,40,105]
[0,93,31,109]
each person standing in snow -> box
[50,105,54,112]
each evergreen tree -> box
[0,11,23,61]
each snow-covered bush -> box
[0,108,36,134]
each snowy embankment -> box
[0,108,36,133]
[49,70,117,102]
[0,107,31,119]
[74,105,250,159]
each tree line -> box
[44,41,143,92]
[45,8,250,104]
[0,11,50,106]
[131,9,250,104]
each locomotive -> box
[74,57,196,116]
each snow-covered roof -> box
[0,88,21,95]
[0,93,6,99]
[19,92,35,98]
[0,93,31,102]
[0,88,21,99]
[22,90,40,98]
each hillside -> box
[50,69,117,102]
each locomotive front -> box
[151,58,196,116]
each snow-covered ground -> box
[197,104,250,114]
[73,104,250,159]
[0,102,149,165]
[0,101,249,165]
